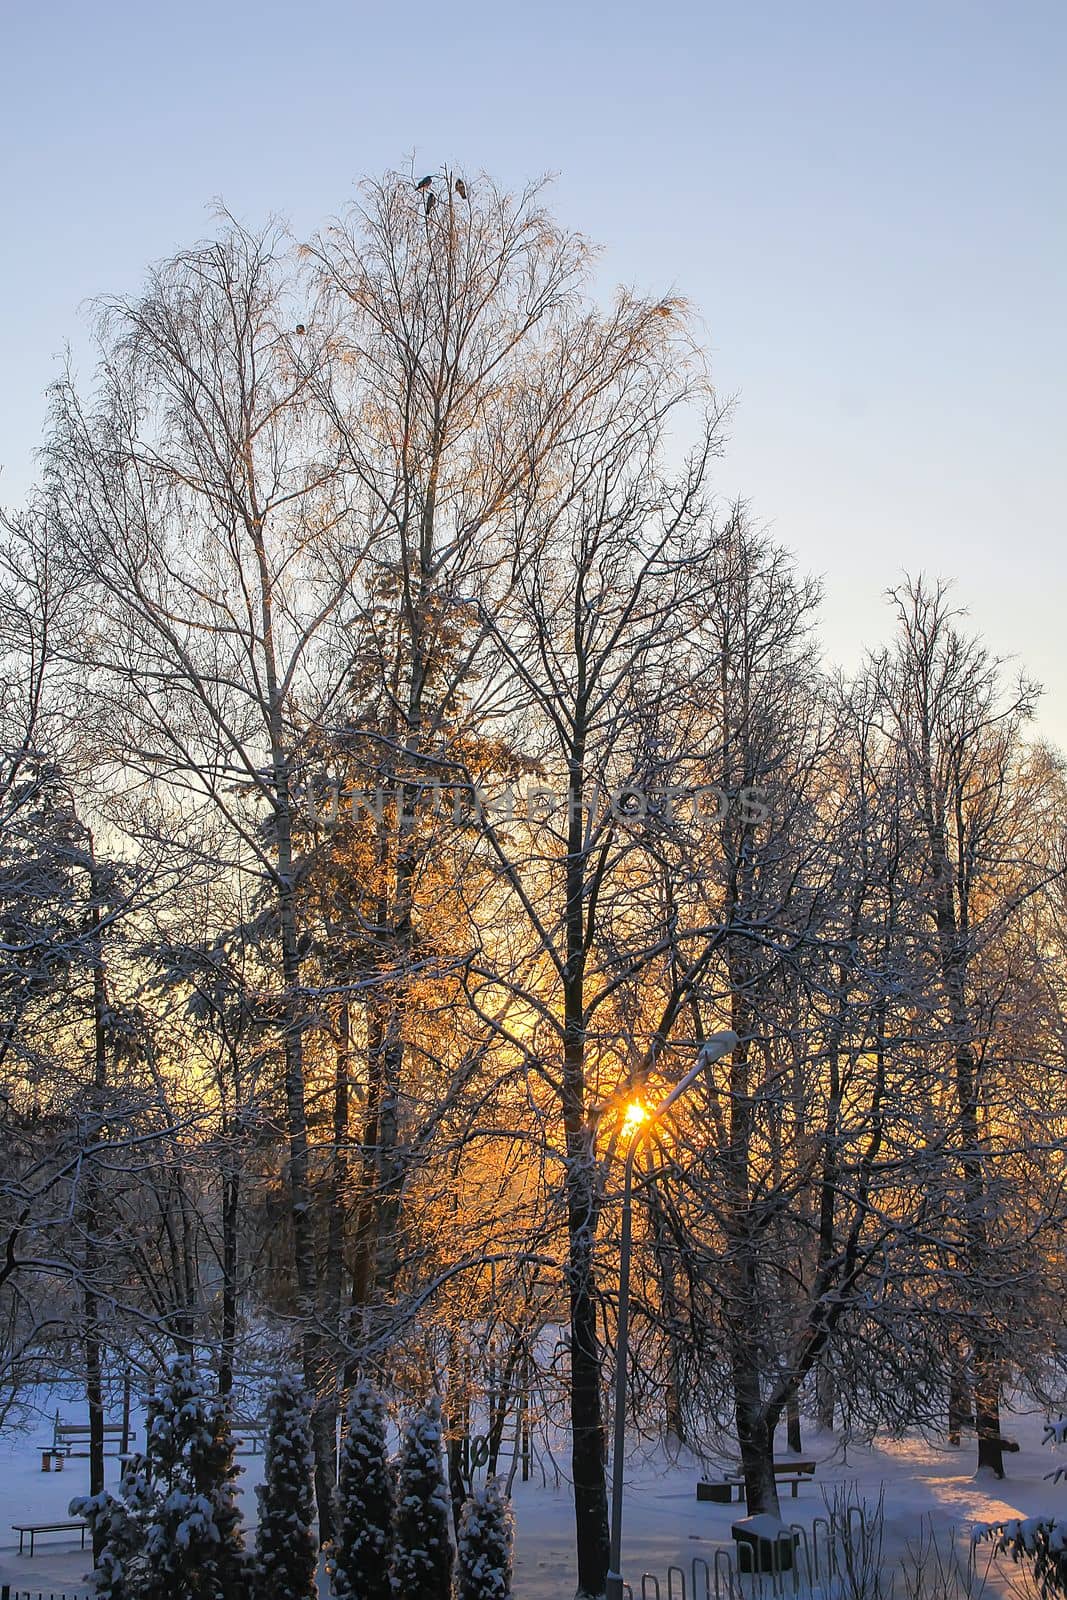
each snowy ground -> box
[509,1403,1065,1597]
[0,1390,1062,1597]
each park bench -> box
[232,1417,269,1455]
[42,1417,134,1471]
[11,1520,89,1557]
[697,1459,817,1505]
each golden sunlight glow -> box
[622,1097,650,1135]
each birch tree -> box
[41,220,366,1535]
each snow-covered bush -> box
[455,1476,514,1600]
[392,1395,454,1600]
[251,1375,318,1600]
[330,1379,394,1600]
[1045,1419,1067,1481]
[72,1355,247,1600]
[979,1420,1067,1598]
[982,1518,1067,1600]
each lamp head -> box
[697,1030,739,1068]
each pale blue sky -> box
[3,0,1065,740]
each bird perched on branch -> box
[416,174,434,190]
[424,190,437,215]
[294,323,306,335]
[454,177,468,200]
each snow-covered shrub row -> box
[73,1366,514,1600]
[330,1382,513,1600]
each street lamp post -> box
[605,1031,738,1600]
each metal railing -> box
[626,1498,880,1600]
[1,1588,93,1600]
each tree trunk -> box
[563,735,609,1599]
[324,1003,350,1335]
[974,1341,1005,1477]
[446,1334,469,1538]
[721,990,780,1518]
[84,1289,105,1499]
[311,1004,351,1523]
[120,1371,132,1458]
[256,507,337,1536]
[565,1147,610,1596]
[947,1348,968,1447]
[647,1181,686,1445]
[786,1393,802,1455]
[218,1153,239,1400]
[954,1030,1004,1480]
[84,851,107,1557]
[278,857,335,1541]
[732,1359,780,1518]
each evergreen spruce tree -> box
[392,1396,454,1600]
[455,1477,514,1600]
[331,1380,394,1600]
[251,1375,318,1600]
[72,1356,247,1600]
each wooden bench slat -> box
[698,1461,817,1505]
[233,1419,268,1454]
[49,1420,137,1465]
[56,1424,128,1435]
[13,1521,87,1531]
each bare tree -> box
[445,329,733,1588]
[39,220,370,1535]
[873,578,1057,1477]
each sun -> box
[622,1096,650,1135]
